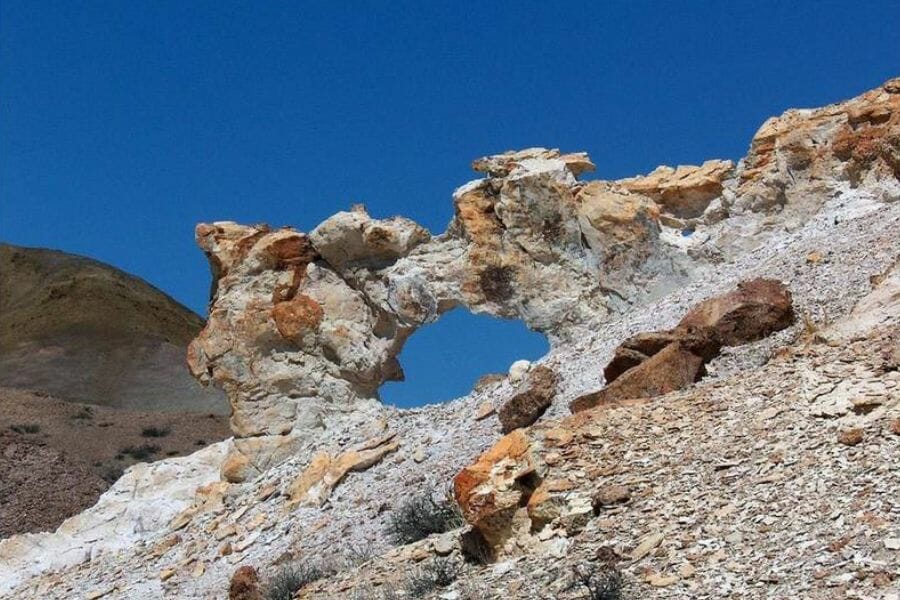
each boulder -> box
[498,366,558,432]
[678,278,794,346]
[453,429,537,551]
[571,342,706,413]
[228,565,262,600]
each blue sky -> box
[2,1,898,405]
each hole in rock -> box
[379,309,549,408]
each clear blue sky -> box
[2,1,898,405]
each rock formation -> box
[189,80,900,456]
[188,148,694,442]
[3,79,899,600]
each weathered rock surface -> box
[617,159,734,218]
[678,278,794,345]
[497,365,558,433]
[186,146,692,470]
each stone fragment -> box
[498,366,558,432]
[473,374,505,392]
[646,572,680,587]
[474,401,496,420]
[432,534,455,556]
[287,435,399,507]
[229,565,262,600]
[837,428,864,446]
[508,360,531,383]
[631,532,665,561]
[591,485,631,510]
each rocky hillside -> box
[1,79,898,599]
[0,243,227,413]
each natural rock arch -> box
[187,148,687,438]
[188,79,900,442]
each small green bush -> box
[264,560,337,600]
[405,557,460,598]
[119,444,160,461]
[386,492,464,545]
[141,426,171,438]
[9,424,40,434]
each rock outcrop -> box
[185,79,900,481]
[3,78,900,600]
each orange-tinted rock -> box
[498,366,558,433]
[229,565,262,600]
[287,435,399,507]
[271,294,324,341]
[618,160,734,218]
[453,429,538,548]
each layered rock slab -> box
[572,279,794,413]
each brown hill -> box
[0,243,227,413]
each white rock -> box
[508,360,532,383]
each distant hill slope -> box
[0,243,227,414]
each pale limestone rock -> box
[507,360,531,383]
[0,441,228,594]
[618,159,734,218]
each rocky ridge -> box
[1,79,898,599]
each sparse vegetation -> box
[478,264,515,302]
[405,557,460,597]
[568,561,625,600]
[100,464,124,484]
[264,560,337,600]
[385,491,464,545]
[71,406,94,420]
[141,425,170,438]
[9,423,40,434]
[119,444,160,461]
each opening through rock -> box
[379,309,549,408]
